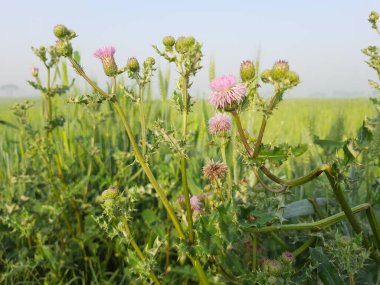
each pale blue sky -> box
[0,0,379,97]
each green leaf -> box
[310,247,345,285]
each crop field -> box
[1,10,380,285]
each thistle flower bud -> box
[163,36,175,47]
[183,36,196,48]
[240,60,255,82]
[127,57,140,72]
[261,69,272,83]
[262,259,284,276]
[369,11,379,24]
[285,71,300,86]
[144,57,156,67]
[208,113,231,135]
[280,251,295,264]
[55,40,73,57]
[31,67,39,77]
[101,186,118,200]
[94,46,118,77]
[175,36,187,53]
[53,24,70,39]
[271,60,289,81]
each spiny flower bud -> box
[55,40,73,57]
[271,60,289,81]
[53,24,70,39]
[163,36,175,47]
[240,60,255,82]
[369,11,379,23]
[261,69,272,83]
[127,57,140,72]
[31,67,39,77]
[101,186,118,200]
[267,260,283,276]
[285,71,300,86]
[94,46,118,77]
[144,57,155,67]
[280,251,295,264]
[175,36,187,53]
[183,36,196,48]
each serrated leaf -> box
[310,247,345,285]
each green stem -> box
[244,203,370,233]
[292,236,317,257]
[253,167,289,193]
[221,136,232,199]
[138,84,147,155]
[180,76,194,244]
[366,206,380,250]
[188,256,209,285]
[259,164,329,187]
[231,111,253,157]
[270,232,289,250]
[121,217,161,285]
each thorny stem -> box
[366,207,380,251]
[250,234,257,270]
[180,75,195,244]
[221,136,232,198]
[138,83,147,155]
[121,217,162,285]
[231,111,254,157]
[253,167,289,193]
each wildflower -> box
[208,113,231,135]
[177,194,185,204]
[127,57,140,72]
[94,46,118,77]
[190,195,202,212]
[31,67,39,77]
[240,60,255,82]
[101,186,118,200]
[369,11,379,23]
[203,160,228,181]
[144,57,156,67]
[209,75,246,111]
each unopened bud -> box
[285,71,299,86]
[183,36,196,48]
[267,260,283,276]
[127,57,140,72]
[369,11,379,23]
[144,57,155,67]
[55,40,72,57]
[261,69,272,83]
[31,67,39,77]
[271,60,289,81]
[175,36,187,53]
[101,186,118,200]
[163,36,175,47]
[281,251,295,264]
[240,60,255,82]
[53,24,70,39]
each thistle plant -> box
[2,11,380,284]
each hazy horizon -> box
[1,0,380,98]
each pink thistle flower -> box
[209,75,247,111]
[176,194,185,203]
[208,113,232,135]
[94,46,118,77]
[203,160,228,181]
[190,195,202,212]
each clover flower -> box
[208,113,232,135]
[203,160,228,181]
[209,75,246,111]
[94,46,118,77]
